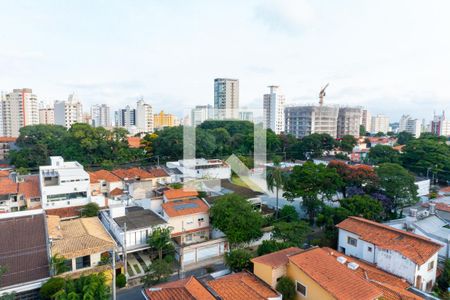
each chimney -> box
[429,203,436,215]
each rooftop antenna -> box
[319,83,329,106]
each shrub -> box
[82,202,100,217]
[116,273,126,288]
[276,276,296,300]
[225,249,253,272]
[40,277,65,300]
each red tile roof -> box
[208,271,280,300]
[337,216,442,265]
[144,276,215,300]
[251,247,302,268]
[164,189,198,200]
[147,168,169,178]
[0,170,10,177]
[288,247,421,300]
[18,176,40,199]
[89,170,121,183]
[0,177,17,195]
[110,187,123,196]
[0,137,17,143]
[127,136,141,148]
[440,186,450,193]
[112,167,153,180]
[162,198,208,217]
[45,206,83,219]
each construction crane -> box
[319,83,329,106]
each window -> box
[428,261,434,271]
[296,281,307,297]
[64,259,73,272]
[75,255,91,270]
[367,246,372,252]
[185,234,193,242]
[347,236,357,247]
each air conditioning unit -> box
[422,211,430,217]
[348,262,359,270]
[337,256,347,264]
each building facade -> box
[370,115,390,134]
[337,107,362,138]
[115,105,136,131]
[214,78,239,119]
[39,106,55,125]
[0,88,39,137]
[91,104,111,128]
[431,111,450,136]
[153,110,177,129]
[285,105,339,138]
[361,109,371,133]
[136,99,153,133]
[190,105,213,126]
[399,115,421,138]
[54,93,83,128]
[263,86,285,134]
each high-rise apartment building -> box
[263,86,285,134]
[136,99,153,133]
[431,111,450,136]
[191,105,213,126]
[154,111,177,130]
[91,104,111,128]
[214,78,239,119]
[0,88,39,137]
[115,105,136,129]
[285,105,339,138]
[39,105,55,125]
[361,109,371,133]
[54,93,83,128]
[399,115,421,138]
[337,107,362,138]
[370,115,390,134]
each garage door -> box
[197,245,218,261]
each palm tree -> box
[51,254,69,275]
[267,158,285,219]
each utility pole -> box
[112,249,116,300]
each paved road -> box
[117,285,144,300]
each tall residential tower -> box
[214,78,239,119]
[263,86,285,134]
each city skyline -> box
[1,1,450,120]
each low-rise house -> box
[204,179,264,209]
[166,158,231,182]
[337,216,441,291]
[39,156,92,209]
[0,137,17,161]
[0,174,41,212]
[18,175,41,210]
[161,197,210,246]
[252,247,422,300]
[143,271,281,300]
[0,210,50,298]
[89,169,123,197]
[112,167,169,199]
[0,176,21,213]
[163,189,198,202]
[100,204,168,252]
[415,177,430,197]
[47,215,120,281]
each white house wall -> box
[375,248,416,284]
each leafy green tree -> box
[278,205,299,222]
[147,227,174,260]
[276,276,296,300]
[339,135,357,152]
[40,277,65,300]
[316,206,350,247]
[225,249,253,272]
[359,125,367,137]
[340,195,383,221]
[0,265,7,286]
[141,258,174,287]
[272,221,311,246]
[294,133,335,159]
[210,194,263,247]
[376,163,418,213]
[257,240,291,256]
[397,131,414,145]
[375,132,385,137]
[436,259,450,298]
[82,203,99,217]
[284,162,343,223]
[368,145,401,164]
[116,273,126,288]
[141,132,158,156]
[51,254,69,275]
[267,158,286,218]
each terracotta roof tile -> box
[0,137,17,143]
[162,198,208,217]
[0,177,17,195]
[145,276,215,300]
[147,168,170,178]
[18,175,40,199]
[127,136,142,148]
[112,167,153,180]
[89,169,122,183]
[0,170,10,177]
[208,271,280,300]
[46,206,83,219]
[336,216,442,265]
[110,187,124,196]
[251,247,302,268]
[440,186,450,193]
[164,189,198,200]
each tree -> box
[316,206,350,247]
[267,158,286,218]
[272,221,311,246]
[225,249,253,272]
[141,132,158,156]
[328,161,378,197]
[257,240,291,256]
[368,145,400,164]
[359,125,367,137]
[210,194,263,247]
[295,133,335,159]
[339,135,357,152]
[116,273,126,288]
[340,195,383,221]
[436,259,450,298]
[397,131,414,145]
[284,162,343,223]
[376,163,418,213]
[277,205,299,222]
[141,258,173,287]
[147,227,174,260]
[0,265,7,286]
[82,202,99,217]
[276,276,296,300]
[51,254,69,275]
[40,277,65,300]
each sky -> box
[1,0,450,122]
